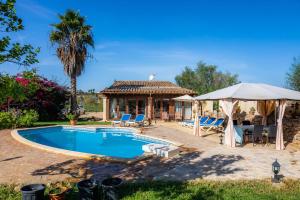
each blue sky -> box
[3,0,300,91]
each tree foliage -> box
[286,57,300,91]
[0,0,39,66]
[50,9,94,115]
[175,61,239,94]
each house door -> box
[128,99,136,118]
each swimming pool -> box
[16,126,168,159]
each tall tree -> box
[0,0,39,66]
[175,61,239,94]
[286,57,300,91]
[50,10,94,115]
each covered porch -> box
[100,80,196,121]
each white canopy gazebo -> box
[195,83,300,150]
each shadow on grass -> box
[119,181,224,200]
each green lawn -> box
[2,180,300,200]
[33,120,111,127]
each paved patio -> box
[1,123,300,184]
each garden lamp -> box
[219,133,224,144]
[272,159,280,182]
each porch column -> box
[160,99,163,119]
[102,96,109,121]
[125,97,129,114]
[116,98,120,118]
[147,96,153,119]
[169,100,175,120]
[182,102,185,120]
[136,99,139,115]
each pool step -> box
[142,143,180,158]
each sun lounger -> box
[126,114,145,127]
[185,116,208,127]
[200,117,215,126]
[202,118,225,132]
[112,114,131,126]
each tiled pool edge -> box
[11,125,182,164]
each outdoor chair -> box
[252,125,264,146]
[112,114,131,126]
[185,116,205,127]
[182,116,201,127]
[267,125,277,143]
[202,118,225,132]
[175,112,182,121]
[126,114,145,127]
[242,120,251,125]
[162,112,169,121]
[200,117,215,126]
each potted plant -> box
[249,107,256,115]
[66,113,77,125]
[48,186,68,200]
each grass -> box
[2,180,300,200]
[33,120,111,127]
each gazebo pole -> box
[275,100,277,126]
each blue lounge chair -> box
[202,118,225,132]
[200,117,215,126]
[181,116,201,127]
[186,116,209,127]
[112,114,131,126]
[126,114,145,126]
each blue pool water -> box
[18,126,167,159]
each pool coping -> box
[11,125,182,164]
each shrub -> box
[0,70,69,121]
[0,112,14,129]
[17,110,39,127]
[66,113,76,120]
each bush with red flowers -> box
[0,69,69,121]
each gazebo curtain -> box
[276,100,287,150]
[257,100,275,125]
[193,101,200,136]
[220,99,239,147]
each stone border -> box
[11,125,182,164]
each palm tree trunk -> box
[70,74,77,114]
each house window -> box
[175,102,182,113]
[184,102,192,119]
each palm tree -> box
[50,10,94,115]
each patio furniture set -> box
[234,121,277,146]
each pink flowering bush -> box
[0,69,69,120]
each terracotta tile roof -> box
[100,80,196,95]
